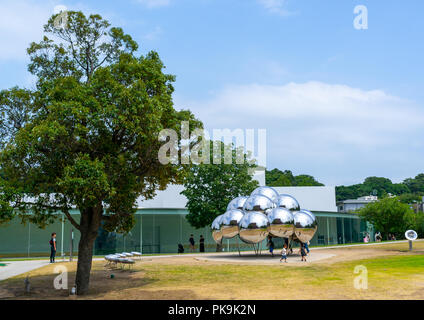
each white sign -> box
[405,230,418,241]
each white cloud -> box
[176,81,424,185]
[136,0,171,8]
[257,0,293,16]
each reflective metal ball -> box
[211,214,224,244]
[267,207,295,238]
[277,194,300,211]
[250,186,279,203]
[238,211,269,244]
[221,209,244,239]
[226,196,248,211]
[293,210,317,243]
[243,194,275,215]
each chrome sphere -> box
[267,207,295,238]
[243,194,275,215]
[221,209,244,239]
[293,210,317,243]
[277,194,300,211]
[211,214,224,244]
[239,211,269,244]
[250,186,279,203]
[226,196,248,211]
[299,209,315,219]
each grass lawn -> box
[1,241,424,300]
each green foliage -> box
[0,11,202,234]
[397,193,423,204]
[336,176,412,202]
[404,174,424,194]
[181,142,259,229]
[404,211,424,237]
[265,168,324,187]
[358,197,413,238]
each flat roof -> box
[136,185,337,212]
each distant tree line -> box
[265,169,424,204]
[265,168,324,187]
[336,175,424,202]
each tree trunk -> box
[75,231,96,295]
[75,206,102,295]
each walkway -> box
[0,260,50,281]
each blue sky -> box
[1,0,424,186]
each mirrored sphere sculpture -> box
[293,210,317,243]
[267,207,295,238]
[211,214,224,244]
[221,209,244,239]
[238,211,269,244]
[277,194,300,211]
[243,194,275,215]
[250,186,279,203]
[226,196,249,211]
[299,209,315,219]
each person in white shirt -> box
[280,244,288,263]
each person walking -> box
[300,243,307,262]
[304,241,310,254]
[49,232,57,263]
[280,244,288,263]
[199,235,205,253]
[189,234,195,252]
[267,235,275,257]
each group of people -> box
[267,235,310,263]
[364,231,396,243]
[178,234,205,253]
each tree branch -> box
[63,208,81,231]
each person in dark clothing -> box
[199,235,205,253]
[189,234,195,252]
[178,243,184,254]
[300,243,307,262]
[267,235,275,257]
[49,232,57,263]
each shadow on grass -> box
[0,266,160,300]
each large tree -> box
[0,11,201,295]
[181,142,258,229]
[358,197,413,239]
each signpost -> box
[405,230,418,251]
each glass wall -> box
[0,210,368,257]
[0,212,81,258]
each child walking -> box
[280,244,288,263]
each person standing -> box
[280,244,288,263]
[189,234,195,252]
[304,241,310,254]
[49,232,57,263]
[300,243,307,262]
[267,235,275,257]
[199,235,205,253]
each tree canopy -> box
[181,142,258,229]
[0,11,201,295]
[358,197,414,238]
[336,175,421,202]
[265,168,324,187]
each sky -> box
[0,0,424,186]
